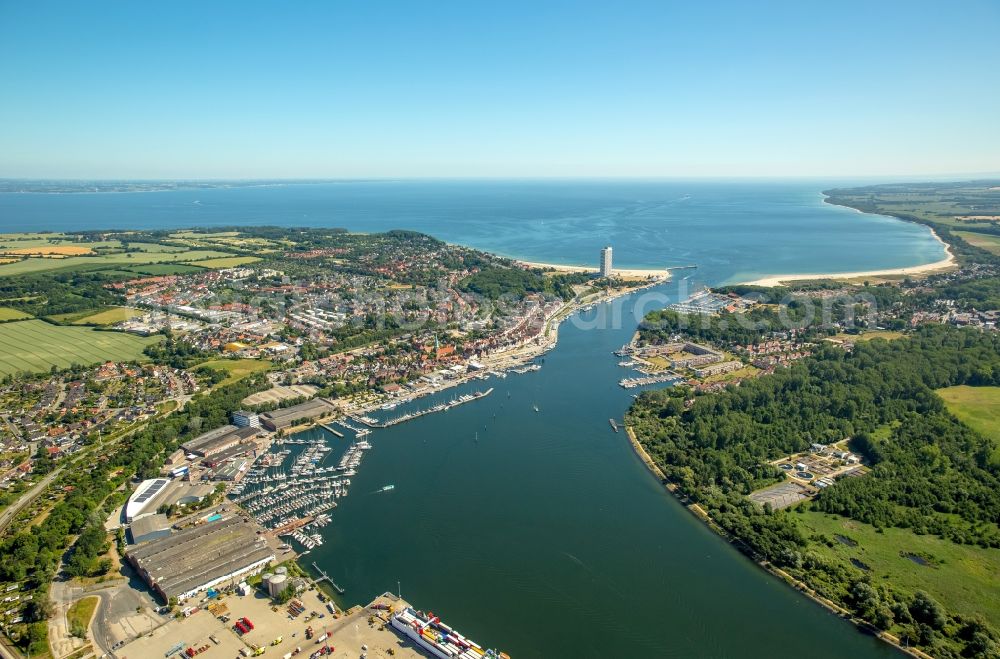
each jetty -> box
[371,388,494,428]
[619,372,682,389]
[312,561,346,594]
[318,422,344,437]
[271,515,315,536]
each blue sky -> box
[1,0,998,179]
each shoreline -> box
[329,275,662,425]
[735,199,957,287]
[517,259,672,280]
[623,426,932,659]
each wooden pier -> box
[271,515,315,537]
[312,561,346,594]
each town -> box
[0,228,661,659]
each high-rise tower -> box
[600,245,613,277]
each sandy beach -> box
[737,228,957,287]
[518,260,671,279]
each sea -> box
[0,179,944,285]
[1,180,930,657]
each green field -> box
[169,231,240,238]
[122,241,189,253]
[0,307,32,321]
[955,231,1000,255]
[0,320,161,375]
[121,263,207,276]
[938,385,1000,464]
[196,358,272,387]
[0,249,234,277]
[185,256,261,269]
[69,307,145,326]
[831,329,906,342]
[798,510,1000,629]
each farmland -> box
[121,263,207,276]
[185,256,261,269]
[0,320,161,376]
[0,308,33,321]
[68,307,145,326]
[955,231,1000,255]
[0,248,233,277]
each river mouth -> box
[291,287,897,658]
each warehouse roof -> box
[125,478,170,522]
[182,425,258,456]
[181,424,239,453]
[128,517,273,601]
[260,398,335,423]
[129,513,172,544]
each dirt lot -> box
[243,385,319,407]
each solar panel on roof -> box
[133,479,168,503]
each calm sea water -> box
[0,179,943,284]
[4,181,917,656]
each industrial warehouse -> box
[181,424,261,457]
[124,476,216,522]
[258,398,336,431]
[126,516,275,603]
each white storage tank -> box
[267,573,289,598]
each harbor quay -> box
[115,591,427,659]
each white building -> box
[232,410,260,429]
[125,478,170,522]
[600,245,613,277]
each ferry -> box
[390,607,508,659]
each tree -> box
[910,591,947,630]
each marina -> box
[229,436,375,551]
[365,388,495,428]
[618,372,683,388]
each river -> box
[303,290,895,658]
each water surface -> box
[0,179,944,283]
